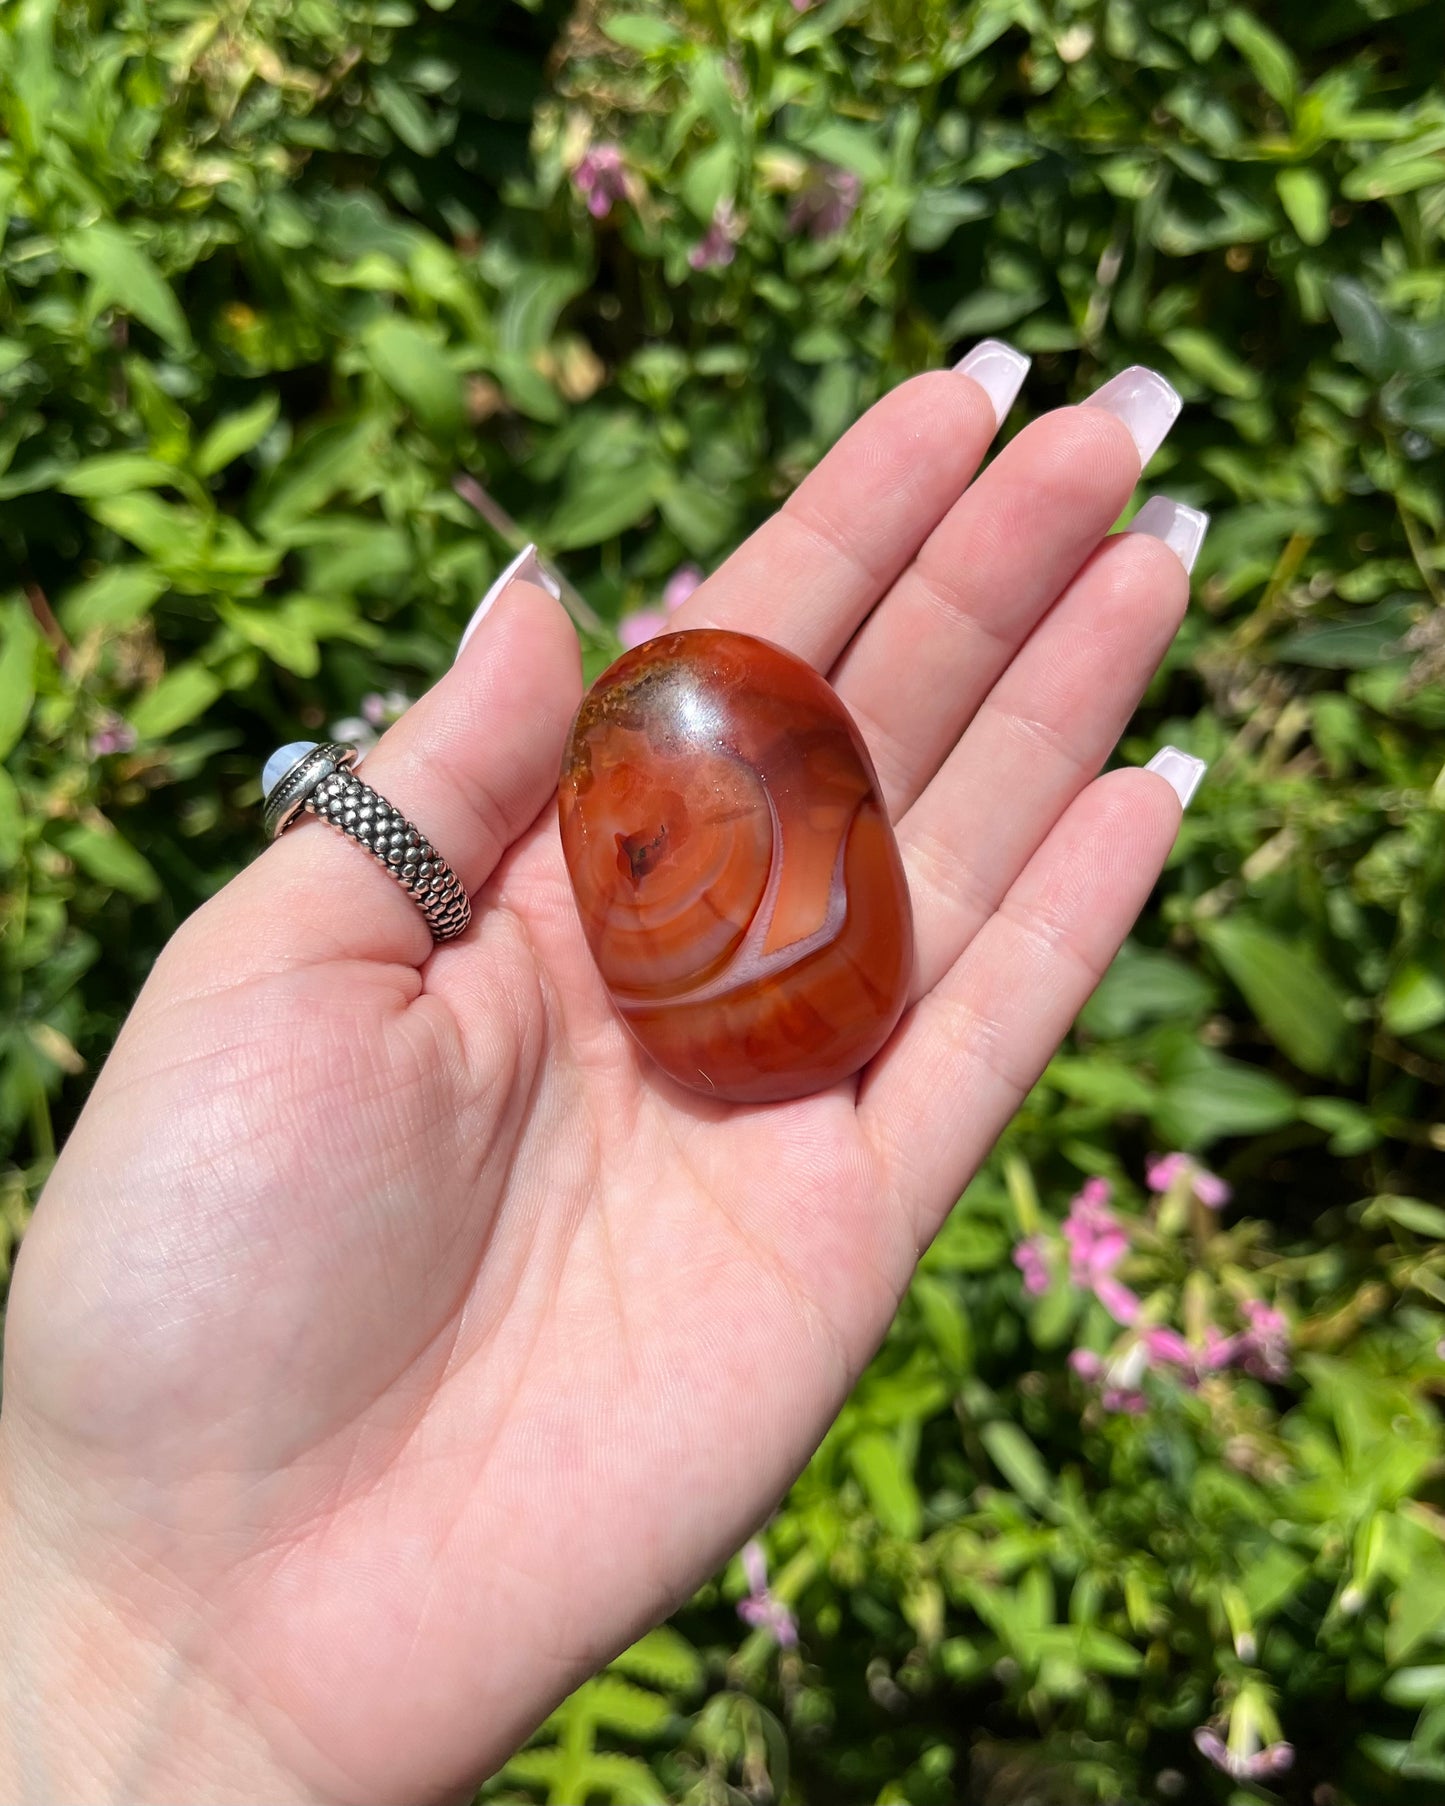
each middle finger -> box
[828,366,1182,820]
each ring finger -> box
[897,503,1206,1002]
[828,365,1183,820]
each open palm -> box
[0,364,1198,1804]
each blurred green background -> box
[2,0,1444,1799]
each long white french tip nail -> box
[456,544,562,661]
[1083,364,1182,467]
[1144,745,1208,809]
[1126,495,1210,574]
[953,338,1031,427]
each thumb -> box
[191,550,584,974]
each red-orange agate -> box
[557,629,914,1102]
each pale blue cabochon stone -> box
[262,740,319,797]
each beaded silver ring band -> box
[261,740,471,943]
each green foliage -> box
[3,0,1444,1799]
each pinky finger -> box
[860,755,1204,1248]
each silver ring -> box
[261,741,471,943]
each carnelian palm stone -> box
[557,629,914,1102]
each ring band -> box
[262,741,471,943]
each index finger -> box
[671,345,1029,670]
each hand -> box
[0,358,1200,1804]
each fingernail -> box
[1125,495,1210,574]
[456,544,562,661]
[1144,745,1208,808]
[1083,365,1182,467]
[953,338,1032,427]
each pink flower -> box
[89,714,137,757]
[1202,1324,1238,1371]
[619,564,704,648]
[1101,1386,1149,1415]
[361,689,409,727]
[1142,1327,1194,1369]
[1193,1728,1230,1772]
[1142,1324,1237,1386]
[1061,1179,1140,1325]
[1193,1725,1294,1780]
[662,564,703,611]
[1072,1340,1148,1413]
[1094,1277,1141,1326]
[1146,1151,1232,1209]
[688,197,741,270]
[1236,1300,1291,1382]
[573,144,630,220]
[737,1540,798,1647]
[618,608,669,649]
[787,162,861,239]
[1013,1234,1051,1296]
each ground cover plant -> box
[2,0,1443,1798]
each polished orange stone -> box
[557,629,914,1102]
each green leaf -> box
[1079,944,1216,1038]
[372,74,442,156]
[299,522,413,595]
[1275,603,1414,669]
[364,318,463,439]
[1042,1056,1156,1113]
[1386,1549,1445,1664]
[1384,963,1445,1037]
[981,1421,1052,1512]
[1201,919,1355,1078]
[0,765,22,869]
[90,493,207,565]
[498,1750,560,1787]
[1390,376,1445,439]
[1154,1053,1296,1148]
[1327,277,1408,382]
[549,459,665,550]
[1163,328,1261,399]
[578,1674,673,1738]
[0,601,40,761]
[848,1431,922,1538]
[910,1272,971,1372]
[1343,156,1445,202]
[679,140,739,226]
[59,454,181,498]
[1381,1666,1445,1709]
[196,394,281,477]
[609,1628,704,1696]
[128,663,223,739]
[1402,321,1445,377]
[570,1753,667,1805]
[222,602,319,677]
[792,120,890,182]
[657,477,736,554]
[1072,1626,1144,1676]
[603,13,683,51]
[1277,168,1331,246]
[1222,8,1298,105]
[60,567,168,635]
[62,223,191,353]
[1365,1195,1445,1239]
[907,187,991,252]
[253,418,377,539]
[1239,1542,1310,1621]
[497,263,589,358]
[1300,1097,1381,1157]
[54,821,160,901]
